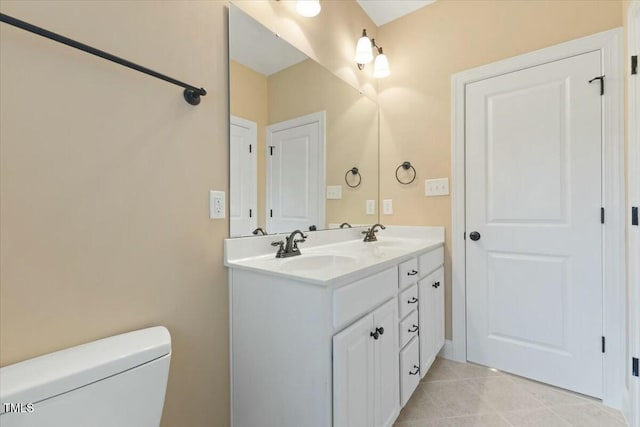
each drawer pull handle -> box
[408,297,418,304]
[432,281,440,288]
[408,324,419,333]
[409,365,420,375]
[376,327,384,336]
[407,269,419,276]
[370,330,379,340]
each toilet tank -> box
[0,326,171,427]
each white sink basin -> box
[281,254,359,272]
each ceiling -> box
[229,6,308,76]
[356,0,437,26]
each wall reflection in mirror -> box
[229,6,379,237]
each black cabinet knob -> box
[376,327,384,336]
[469,231,481,241]
[370,331,379,340]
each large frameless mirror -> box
[228,5,379,237]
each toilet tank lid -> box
[0,326,171,408]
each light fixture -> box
[355,29,390,78]
[354,29,374,66]
[296,0,321,17]
[373,47,390,78]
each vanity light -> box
[373,47,390,78]
[355,29,390,78]
[355,29,374,65]
[296,0,321,17]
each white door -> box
[333,313,374,427]
[230,116,257,237]
[266,112,325,233]
[372,299,399,427]
[465,51,603,397]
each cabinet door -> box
[373,299,399,427]
[433,267,445,354]
[418,270,438,377]
[333,313,375,427]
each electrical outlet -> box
[425,178,449,196]
[210,190,225,219]
[366,200,376,215]
[383,199,393,215]
[326,185,342,200]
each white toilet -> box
[0,326,171,427]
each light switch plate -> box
[210,190,225,219]
[366,200,376,215]
[326,185,342,200]
[425,178,449,196]
[383,199,393,215]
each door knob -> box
[469,231,481,241]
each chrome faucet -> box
[252,227,267,236]
[271,229,308,258]
[362,224,386,242]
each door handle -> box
[469,231,481,241]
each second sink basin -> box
[281,254,359,272]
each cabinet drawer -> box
[399,310,419,348]
[333,267,397,329]
[398,284,418,319]
[400,335,420,407]
[418,246,444,278]
[398,257,419,289]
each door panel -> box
[333,313,374,427]
[230,116,257,237]
[373,299,399,427]
[465,51,603,397]
[267,112,325,233]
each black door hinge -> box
[269,146,274,156]
[269,209,273,218]
[633,357,639,377]
[589,75,605,96]
[632,55,638,75]
[602,336,606,353]
[463,232,466,240]
[249,209,252,218]
[249,144,252,153]
[633,207,638,226]
[601,208,605,224]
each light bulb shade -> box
[373,52,390,78]
[296,0,321,17]
[355,36,373,64]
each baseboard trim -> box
[438,339,462,362]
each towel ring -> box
[345,167,362,188]
[395,161,416,185]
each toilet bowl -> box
[0,326,171,427]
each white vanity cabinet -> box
[226,227,445,427]
[418,266,445,375]
[333,298,399,427]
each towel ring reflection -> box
[395,161,416,185]
[345,167,362,188]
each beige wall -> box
[377,0,623,339]
[268,59,379,227]
[230,60,268,230]
[233,0,378,100]
[0,1,229,425]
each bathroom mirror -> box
[229,5,379,237]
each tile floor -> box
[394,357,628,427]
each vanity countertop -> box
[224,226,444,287]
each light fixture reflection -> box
[296,0,321,17]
